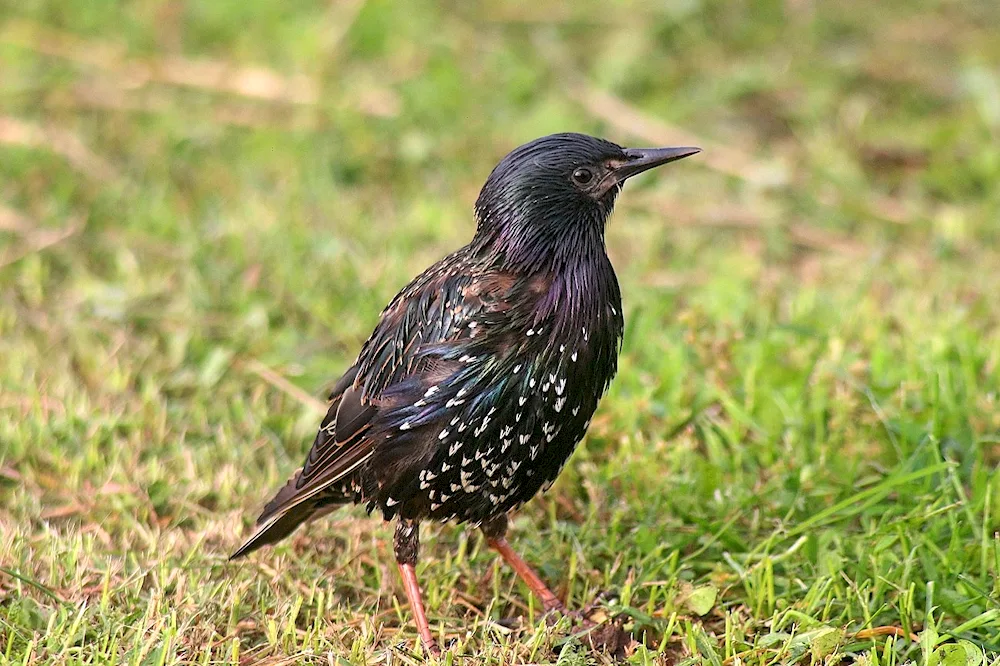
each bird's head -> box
[472,133,699,269]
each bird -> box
[231,133,699,655]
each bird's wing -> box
[233,250,522,555]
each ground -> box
[2,0,1000,664]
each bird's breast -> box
[383,299,623,524]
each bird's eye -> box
[572,167,595,186]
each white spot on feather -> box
[461,468,479,492]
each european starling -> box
[231,133,699,655]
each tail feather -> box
[259,472,307,523]
[229,499,319,560]
[231,429,371,560]
[230,471,346,560]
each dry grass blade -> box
[322,0,370,56]
[787,224,869,256]
[243,359,328,415]
[0,203,33,233]
[0,218,82,269]
[630,193,868,255]
[626,193,771,228]
[853,626,921,642]
[572,84,787,187]
[45,82,318,132]
[150,57,318,105]
[1,19,317,105]
[0,116,117,181]
[476,6,638,25]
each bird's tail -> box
[229,472,342,560]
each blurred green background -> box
[2,0,1000,664]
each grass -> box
[2,0,1000,663]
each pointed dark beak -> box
[614,146,701,183]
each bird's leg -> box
[480,514,566,614]
[481,516,633,655]
[394,519,440,657]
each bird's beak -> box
[614,146,701,183]
[594,145,700,197]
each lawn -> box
[2,0,1000,664]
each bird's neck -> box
[474,210,608,271]
[473,222,622,328]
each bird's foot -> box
[420,637,442,658]
[542,590,611,627]
[544,593,633,657]
[543,606,592,629]
[577,619,632,658]
[541,600,577,627]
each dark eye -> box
[572,167,594,185]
